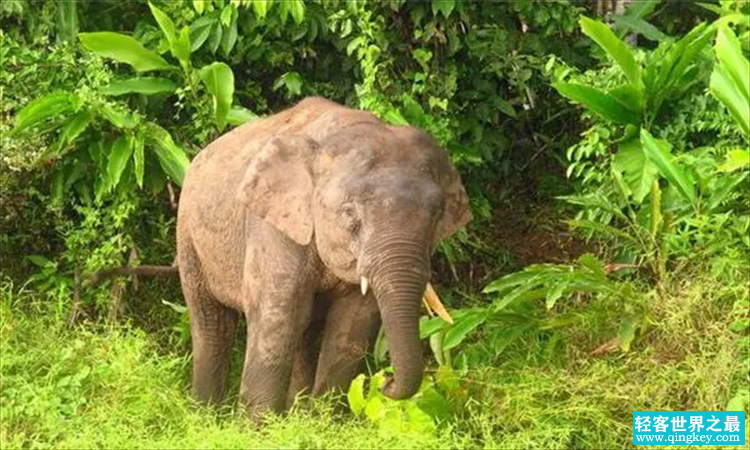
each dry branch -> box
[86,265,179,288]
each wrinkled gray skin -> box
[177,97,471,417]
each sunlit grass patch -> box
[1,267,747,449]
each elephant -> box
[176,96,471,417]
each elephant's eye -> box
[340,203,360,232]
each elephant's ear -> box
[237,135,319,246]
[434,152,472,246]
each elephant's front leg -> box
[313,287,381,395]
[240,285,314,417]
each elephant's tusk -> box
[360,277,369,295]
[422,296,435,317]
[423,282,454,324]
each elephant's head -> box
[237,122,471,400]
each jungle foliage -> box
[1,1,748,448]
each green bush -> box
[1,1,749,448]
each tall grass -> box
[1,269,747,449]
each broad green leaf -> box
[669,24,714,88]
[416,386,452,422]
[696,2,725,15]
[611,161,633,201]
[207,23,222,54]
[432,0,455,17]
[711,25,750,137]
[367,370,386,401]
[612,15,667,42]
[144,156,167,194]
[174,26,192,67]
[133,132,145,188]
[148,2,177,49]
[373,327,388,367]
[27,255,53,268]
[483,270,541,294]
[640,129,696,205]
[624,0,661,20]
[346,36,363,56]
[382,108,409,126]
[9,92,79,137]
[57,110,93,151]
[726,389,750,412]
[495,98,517,119]
[711,64,749,137]
[554,82,640,125]
[277,0,291,24]
[99,104,138,129]
[102,77,177,96]
[443,310,487,349]
[107,135,134,191]
[220,4,233,26]
[252,0,272,20]
[289,0,305,25]
[56,0,78,43]
[144,122,190,185]
[272,71,302,97]
[192,0,205,14]
[419,316,449,339]
[277,0,305,25]
[220,9,238,56]
[493,287,552,312]
[190,17,215,51]
[429,332,445,366]
[612,137,658,203]
[79,32,173,72]
[646,23,713,118]
[364,396,385,422]
[347,374,366,416]
[580,16,642,88]
[618,316,639,352]
[718,149,750,172]
[404,402,436,433]
[714,13,750,29]
[199,62,234,129]
[227,106,259,126]
[545,280,569,310]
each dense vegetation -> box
[1,1,748,448]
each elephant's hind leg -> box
[179,240,239,405]
[284,330,317,409]
[285,310,326,409]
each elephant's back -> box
[181,96,378,210]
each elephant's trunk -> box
[364,235,429,400]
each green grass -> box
[1,269,748,450]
